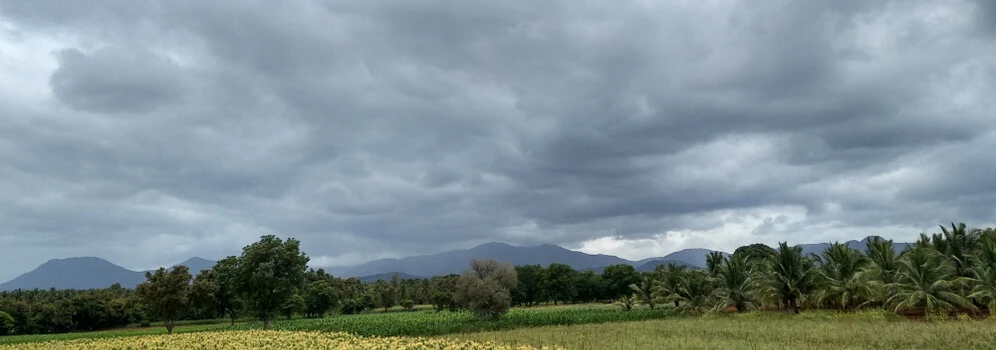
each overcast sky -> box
[1,0,994,282]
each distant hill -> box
[356,272,423,284]
[0,257,215,291]
[634,248,730,269]
[1,235,916,291]
[634,259,696,272]
[797,236,910,257]
[330,242,632,278]
[173,257,216,274]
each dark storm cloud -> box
[1,0,994,279]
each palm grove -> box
[2,223,996,335]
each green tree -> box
[760,242,816,314]
[670,270,715,315]
[0,310,13,335]
[372,280,397,311]
[511,265,544,306]
[190,270,221,320]
[654,262,687,308]
[234,235,310,329]
[542,263,577,305]
[454,259,518,319]
[815,242,872,310]
[629,274,658,309]
[733,243,776,266]
[211,256,244,326]
[887,245,971,317]
[280,294,305,320]
[304,280,338,318]
[574,270,605,303]
[967,240,996,314]
[136,266,192,334]
[715,255,755,313]
[602,264,641,300]
[706,252,725,277]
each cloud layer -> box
[1,0,994,281]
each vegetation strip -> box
[0,330,559,350]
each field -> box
[1,330,557,350]
[4,307,996,349]
[449,311,996,350]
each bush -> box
[401,300,415,311]
[139,320,151,328]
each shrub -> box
[401,300,416,311]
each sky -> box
[1,0,995,282]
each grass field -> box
[448,311,996,350]
[5,308,996,349]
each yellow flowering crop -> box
[0,330,560,350]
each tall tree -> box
[715,255,755,313]
[654,262,687,308]
[886,245,971,317]
[706,252,725,277]
[136,266,192,334]
[602,264,641,300]
[760,242,816,313]
[190,270,221,320]
[454,259,518,319]
[511,265,544,306]
[815,242,872,310]
[542,263,578,305]
[304,280,338,318]
[629,273,658,309]
[211,256,243,325]
[234,235,310,329]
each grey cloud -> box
[1,0,995,281]
[49,46,183,113]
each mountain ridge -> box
[2,235,914,291]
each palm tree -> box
[934,222,980,279]
[815,242,872,310]
[714,255,755,313]
[706,252,725,277]
[966,240,996,315]
[654,262,687,308]
[886,245,972,317]
[629,274,657,309]
[760,242,817,314]
[858,237,900,306]
[670,270,714,315]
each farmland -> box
[5,309,996,349]
[1,330,556,350]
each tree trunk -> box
[788,298,798,314]
[263,317,270,330]
[229,314,236,326]
[165,319,174,334]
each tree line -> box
[3,223,995,336]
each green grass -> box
[229,305,676,337]
[448,311,996,349]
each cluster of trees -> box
[4,223,995,335]
[0,284,141,335]
[609,223,996,318]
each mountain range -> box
[1,236,909,291]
